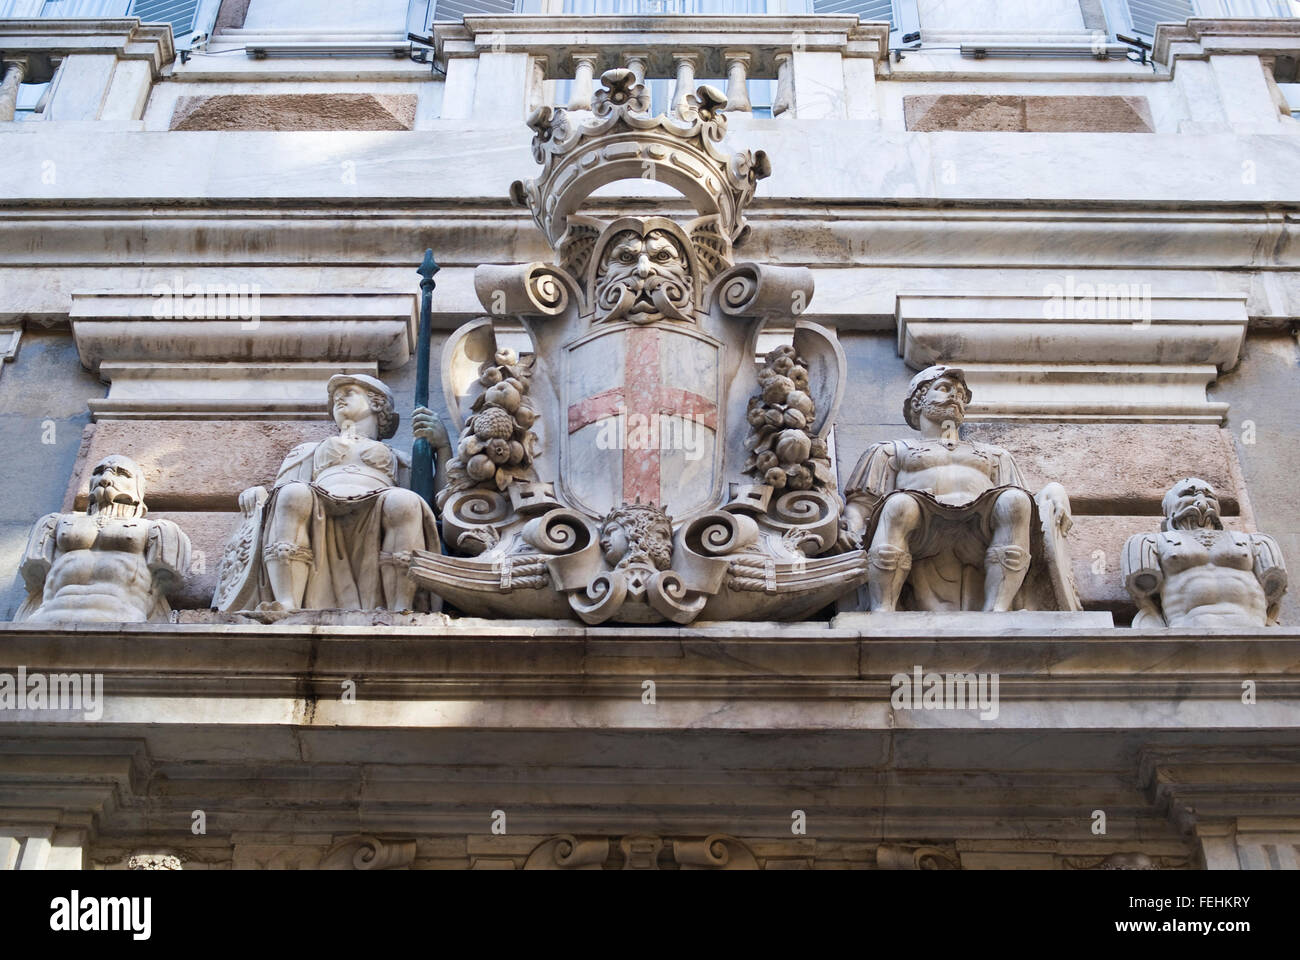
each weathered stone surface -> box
[904,95,1154,133]
[153,511,237,610]
[65,420,335,513]
[962,423,1244,515]
[169,94,418,131]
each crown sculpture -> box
[407,70,867,624]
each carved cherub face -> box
[1163,478,1223,531]
[87,455,146,516]
[593,228,693,325]
[599,504,674,570]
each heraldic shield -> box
[408,68,870,624]
[562,321,724,520]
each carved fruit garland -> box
[744,345,833,493]
[437,349,539,509]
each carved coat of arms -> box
[409,70,867,624]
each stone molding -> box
[896,291,1248,423]
[70,291,417,374]
[1154,17,1300,65]
[0,19,176,79]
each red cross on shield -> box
[562,322,723,519]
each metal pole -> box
[411,248,439,506]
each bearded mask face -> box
[87,455,147,517]
[1163,479,1223,531]
[593,229,693,325]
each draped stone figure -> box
[16,455,191,623]
[1123,478,1287,627]
[213,374,447,613]
[842,365,1080,613]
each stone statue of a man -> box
[842,366,1074,613]
[213,374,450,613]
[16,455,191,623]
[1123,478,1287,627]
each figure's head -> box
[593,224,694,325]
[1161,478,1223,532]
[326,374,398,440]
[904,365,972,431]
[599,502,674,570]
[87,455,147,517]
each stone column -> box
[723,51,751,114]
[670,51,701,119]
[0,59,29,122]
[569,51,600,110]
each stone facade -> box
[1,2,1299,870]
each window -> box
[1117,0,1296,39]
[2,0,220,49]
[429,0,516,19]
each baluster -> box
[772,51,793,117]
[528,55,548,113]
[568,51,599,111]
[723,51,752,114]
[624,52,648,85]
[0,59,28,123]
[671,52,701,119]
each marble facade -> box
[1,3,1300,870]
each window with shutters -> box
[1118,1,1296,38]
[3,0,221,49]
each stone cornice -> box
[1154,17,1300,65]
[2,622,1300,715]
[0,18,175,79]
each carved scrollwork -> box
[522,507,594,555]
[319,835,417,871]
[682,510,759,557]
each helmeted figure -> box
[843,366,1081,613]
[16,455,191,623]
[1123,478,1287,627]
[213,374,444,613]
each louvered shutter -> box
[432,0,517,21]
[129,0,220,47]
[1126,0,1195,36]
[812,0,894,25]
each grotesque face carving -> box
[87,455,147,517]
[1162,478,1223,532]
[593,228,693,325]
[599,502,674,570]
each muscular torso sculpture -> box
[17,455,190,623]
[1124,478,1286,627]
